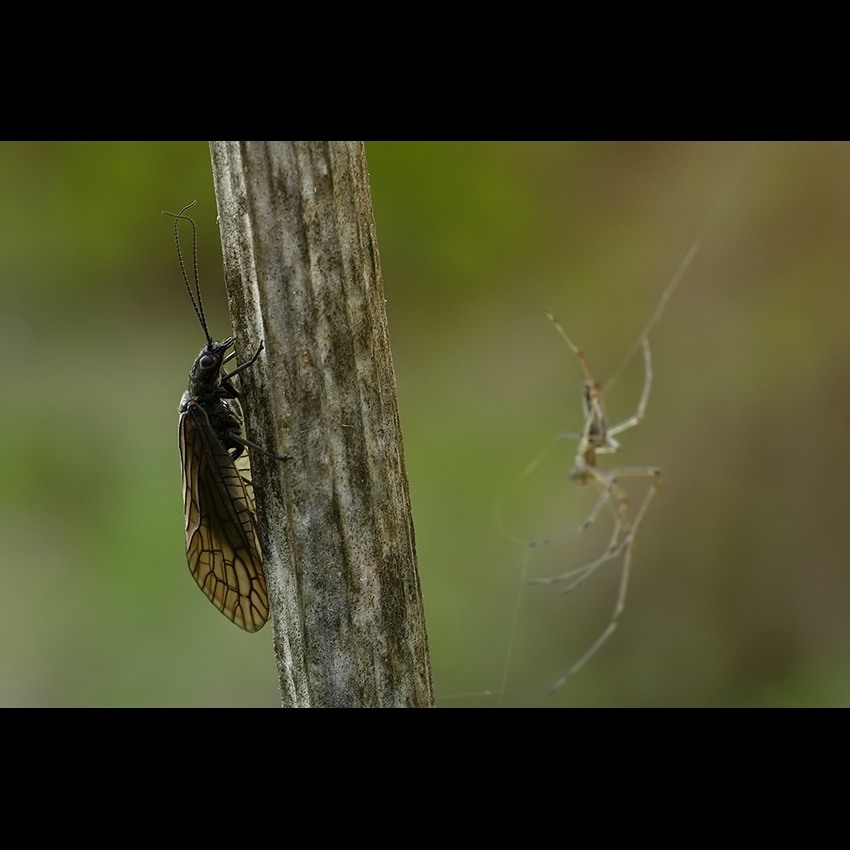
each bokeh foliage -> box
[1,142,848,706]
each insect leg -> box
[222,341,266,382]
[228,431,291,462]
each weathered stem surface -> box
[209,141,433,707]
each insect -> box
[524,240,700,692]
[164,201,287,632]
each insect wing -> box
[179,400,269,631]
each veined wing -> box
[179,400,269,631]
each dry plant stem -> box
[209,141,433,707]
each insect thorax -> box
[181,339,247,462]
[186,339,236,399]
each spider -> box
[527,317,662,691]
[518,240,700,693]
[489,149,753,702]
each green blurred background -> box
[1,142,848,706]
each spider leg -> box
[494,435,578,546]
[547,311,596,386]
[528,463,658,589]
[497,384,611,547]
[557,431,622,453]
[503,315,665,696]
[546,469,662,693]
[606,335,652,439]
[528,514,623,590]
[524,482,613,548]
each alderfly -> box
[164,201,286,631]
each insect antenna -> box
[162,200,212,346]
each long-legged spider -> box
[506,240,700,694]
[527,315,663,692]
[489,150,752,702]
